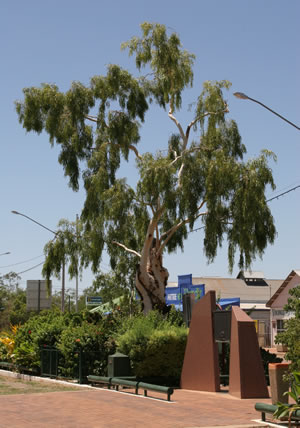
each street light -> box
[0,252,10,256]
[11,210,66,312]
[233,92,300,131]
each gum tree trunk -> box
[136,239,169,314]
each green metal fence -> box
[40,348,59,378]
[40,347,101,384]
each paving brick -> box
[0,386,272,427]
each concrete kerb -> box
[188,426,272,428]
[185,424,270,428]
[0,368,92,388]
[0,369,175,402]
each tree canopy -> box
[16,22,276,313]
[275,285,300,372]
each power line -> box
[0,254,44,269]
[266,184,300,203]
[16,261,45,275]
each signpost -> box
[26,280,52,311]
[166,274,205,311]
[86,296,102,306]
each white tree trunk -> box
[136,243,169,314]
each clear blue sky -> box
[1,0,299,296]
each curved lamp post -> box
[234,92,300,131]
[11,210,65,312]
[0,252,10,256]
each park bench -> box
[138,382,174,401]
[111,378,139,394]
[87,375,174,401]
[255,402,300,423]
[87,375,113,388]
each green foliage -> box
[0,272,34,330]
[273,371,300,427]
[121,22,195,111]
[14,311,67,369]
[11,308,124,375]
[117,310,187,380]
[57,321,116,378]
[260,348,283,377]
[276,285,300,372]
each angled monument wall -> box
[181,291,220,392]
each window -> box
[276,319,285,333]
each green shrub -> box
[117,310,188,382]
[13,310,67,370]
[276,285,300,373]
[57,321,116,378]
[260,347,283,377]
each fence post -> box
[79,348,83,384]
[40,349,44,376]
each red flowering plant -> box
[13,311,67,371]
[57,321,116,379]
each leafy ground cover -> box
[0,375,81,395]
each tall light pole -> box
[0,252,10,256]
[11,210,66,312]
[234,92,300,131]
[75,214,79,312]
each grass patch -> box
[0,375,81,395]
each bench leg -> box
[261,412,266,422]
[144,390,147,397]
[167,392,171,401]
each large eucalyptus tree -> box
[16,23,276,313]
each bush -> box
[117,310,188,383]
[276,286,300,373]
[10,307,187,382]
[12,309,121,376]
[57,321,116,378]
[260,348,282,379]
[13,310,66,370]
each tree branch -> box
[174,105,229,183]
[168,109,186,145]
[112,241,141,258]
[186,103,229,138]
[90,141,142,160]
[169,146,203,167]
[128,144,142,160]
[85,115,98,123]
[158,203,207,255]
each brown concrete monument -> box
[181,291,269,399]
[181,291,220,392]
[229,306,269,398]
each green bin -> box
[108,352,130,377]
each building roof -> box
[237,270,265,279]
[266,270,300,307]
[167,275,283,305]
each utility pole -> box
[11,210,66,312]
[75,214,79,312]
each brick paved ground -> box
[0,385,274,428]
